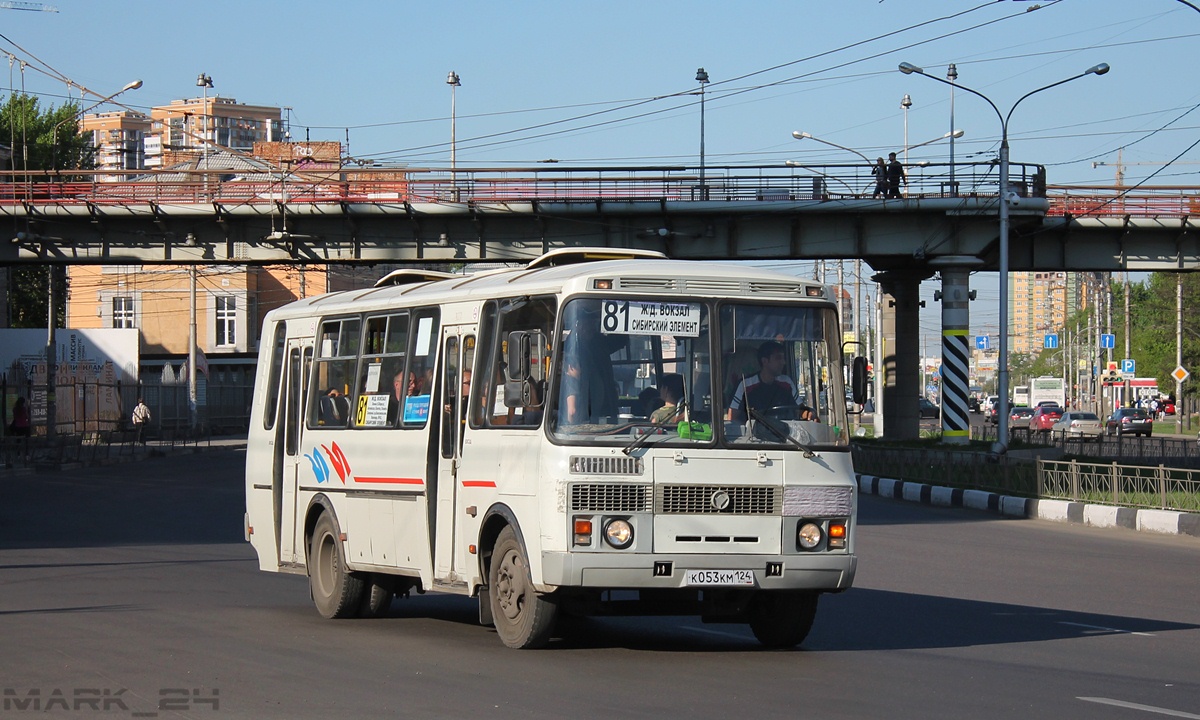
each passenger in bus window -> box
[320,387,350,426]
[560,316,619,423]
[650,374,685,425]
[726,340,800,422]
[389,369,407,424]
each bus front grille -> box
[570,483,653,512]
[569,455,643,475]
[655,485,781,515]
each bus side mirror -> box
[505,330,547,383]
[851,356,869,405]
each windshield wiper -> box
[745,405,816,458]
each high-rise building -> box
[146,95,283,168]
[1010,271,1083,355]
[80,110,150,178]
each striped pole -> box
[936,265,976,444]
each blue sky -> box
[1,0,1195,343]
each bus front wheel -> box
[747,590,819,649]
[309,513,365,619]
[489,526,557,649]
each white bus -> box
[245,248,864,649]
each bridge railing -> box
[1047,184,1200,217]
[0,162,1042,207]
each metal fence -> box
[1039,459,1200,512]
[2,375,253,438]
[850,441,1200,513]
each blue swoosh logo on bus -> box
[305,447,331,484]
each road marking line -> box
[1078,697,1200,718]
[684,626,747,639]
[1059,621,1156,637]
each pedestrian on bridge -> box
[872,157,887,198]
[886,152,907,199]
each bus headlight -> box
[603,519,634,549]
[797,522,823,550]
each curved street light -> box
[904,128,964,155]
[898,60,1109,453]
[791,130,871,164]
[51,79,143,171]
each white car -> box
[982,395,1000,414]
[1051,411,1103,439]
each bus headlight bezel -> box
[602,518,634,549]
[797,521,823,550]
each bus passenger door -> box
[433,330,473,582]
[277,340,311,566]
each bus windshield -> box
[548,297,848,448]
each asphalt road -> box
[1,449,1197,719]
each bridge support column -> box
[874,269,931,440]
[931,260,981,444]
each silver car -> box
[1051,411,1103,439]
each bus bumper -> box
[539,551,856,592]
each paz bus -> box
[244,248,865,649]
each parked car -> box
[1161,401,1176,416]
[919,398,940,419]
[1052,411,1103,439]
[1031,405,1064,433]
[1009,406,1035,430]
[1106,407,1153,437]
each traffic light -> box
[1103,369,1122,385]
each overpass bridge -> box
[2,162,1197,442]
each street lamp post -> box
[904,129,965,155]
[899,60,1110,452]
[791,130,871,163]
[196,73,213,196]
[696,67,709,197]
[45,78,142,440]
[947,63,959,194]
[446,71,460,171]
[900,94,912,168]
[50,79,143,171]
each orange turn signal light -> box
[828,523,846,539]
[573,517,593,546]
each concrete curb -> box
[856,474,1199,538]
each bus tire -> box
[747,590,819,649]
[309,513,364,619]
[489,526,557,649]
[358,576,393,618]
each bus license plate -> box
[684,569,755,586]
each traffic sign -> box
[975,335,990,350]
[1173,366,1190,383]
[1121,358,1135,374]
[1044,333,1059,349]
[1100,333,1115,349]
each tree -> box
[1,92,86,328]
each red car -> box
[1031,405,1064,433]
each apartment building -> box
[146,96,283,169]
[1010,271,1085,355]
[64,264,382,376]
[79,110,151,177]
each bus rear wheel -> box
[747,591,819,649]
[489,526,557,649]
[309,513,364,619]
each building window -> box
[112,296,135,328]
[215,296,236,347]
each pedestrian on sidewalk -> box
[132,398,151,444]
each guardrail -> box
[851,440,1200,513]
[0,162,1042,207]
[1039,458,1200,512]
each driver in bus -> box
[726,340,815,422]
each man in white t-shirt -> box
[727,340,803,422]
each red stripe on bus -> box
[354,477,424,485]
[462,480,497,488]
